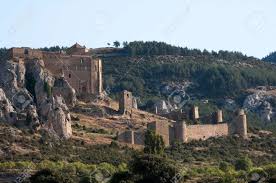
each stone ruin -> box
[118,106,248,146]
[118,90,137,116]
[0,43,104,139]
[8,43,103,96]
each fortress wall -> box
[43,55,102,95]
[186,123,229,141]
[27,49,43,59]
[148,121,170,146]
[134,131,145,145]
[118,130,134,144]
[42,53,63,76]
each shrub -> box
[44,81,52,97]
[29,169,71,183]
[131,154,180,183]
[234,156,253,171]
[144,130,165,155]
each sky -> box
[0,0,275,58]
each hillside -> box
[263,51,276,63]
[102,41,276,132]
[0,42,276,182]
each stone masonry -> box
[8,43,103,96]
[119,90,133,116]
[118,107,248,146]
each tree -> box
[122,41,128,48]
[111,154,180,183]
[144,130,165,155]
[113,41,120,48]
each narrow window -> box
[69,74,71,78]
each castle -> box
[8,44,248,146]
[8,43,102,95]
[118,91,248,146]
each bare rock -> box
[26,60,72,138]
[44,96,72,139]
[26,105,40,130]
[243,91,275,122]
[52,77,77,106]
[0,58,73,139]
[0,88,17,123]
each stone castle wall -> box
[8,46,103,95]
[185,123,229,141]
[148,121,170,146]
[118,130,145,145]
[118,109,248,146]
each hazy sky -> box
[0,0,275,58]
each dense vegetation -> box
[124,41,257,61]
[103,48,276,99]
[1,129,275,182]
[263,51,276,63]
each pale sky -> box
[0,0,275,58]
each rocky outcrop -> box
[0,58,76,139]
[0,60,33,112]
[52,78,77,106]
[26,105,40,130]
[43,96,72,139]
[243,91,276,123]
[25,60,73,138]
[0,88,16,123]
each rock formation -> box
[0,58,76,139]
[243,91,275,123]
[0,88,16,123]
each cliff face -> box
[243,88,276,123]
[0,59,76,139]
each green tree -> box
[111,154,180,183]
[113,41,120,48]
[144,130,165,155]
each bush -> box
[144,130,165,155]
[131,154,180,183]
[234,156,253,171]
[29,169,72,183]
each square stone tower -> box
[191,106,199,120]
[119,90,133,115]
